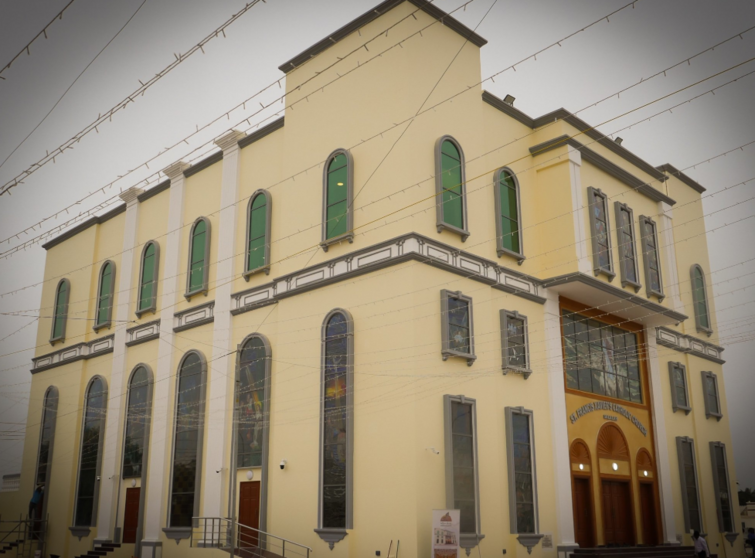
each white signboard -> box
[432,509,460,558]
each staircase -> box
[0,516,47,557]
[75,542,121,558]
[192,517,312,558]
[571,545,697,558]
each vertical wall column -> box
[658,202,684,313]
[202,130,245,522]
[645,332,679,544]
[96,187,143,543]
[543,291,578,547]
[567,146,592,275]
[141,162,188,557]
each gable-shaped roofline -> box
[278,0,487,74]
[656,163,706,193]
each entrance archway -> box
[597,423,635,546]
[636,449,660,545]
[570,439,595,548]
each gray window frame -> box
[244,189,273,279]
[586,187,615,281]
[71,375,108,530]
[164,350,207,539]
[320,149,354,252]
[185,217,211,300]
[639,215,664,300]
[669,362,691,415]
[614,201,641,291]
[505,406,544,553]
[315,309,354,550]
[701,371,723,421]
[676,436,703,533]
[34,386,59,523]
[493,167,524,262]
[435,135,470,242]
[500,309,531,378]
[444,395,484,553]
[136,241,160,318]
[440,290,476,366]
[709,441,734,533]
[49,278,71,344]
[94,260,116,332]
[690,264,713,336]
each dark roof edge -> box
[42,204,126,250]
[481,91,534,127]
[656,163,706,193]
[137,179,171,203]
[183,150,223,178]
[277,0,486,74]
[238,117,285,149]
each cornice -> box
[656,326,724,364]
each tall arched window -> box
[236,334,271,468]
[186,218,211,299]
[94,261,115,331]
[316,310,354,548]
[435,136,469,241]
[321,149,354,251]
[167,351,206,529]
[33,386,59,520]
[50,278,70,344]
[73,376,107,527]
[690,264,711,334]
[245,190,272,278]
[137,241,159,317]
[123,365,153,478]
[494,168,523,260]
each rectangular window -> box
[505,407,539,535]
[639,216,664,299]
[614,202,640,290]
[500,310,531,377]
[444,395,483,552]
[561,310,642,403]
[669,362,691,414]
[702,371,723,420]
[587,187,614,279]
[676,437,702,533]
[440,290,476,365]
[709,442,734,533]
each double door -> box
[602,480,634,546]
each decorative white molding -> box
[118,186,144,206]
[31,334,115,373]
[173,301,215,332]
[214,129,245,153]
[162,161,190,181]
[567,145,592,275]
[658,202,684,312]
[656,326,724,364]
[125,319,161,346]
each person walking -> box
[693,530,710,558]
[28,484,43,519]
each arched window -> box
[245,190,272,278]
[186,218,211,298]
[494,168,523,260]
[315,309,354,547]
[435,136,469,241]
[321,149,354,251]
[236,335,271,467]
[168,351,206,528]
[50,278,70,344]
[690,264,711,334]
[74,376,107,527]
[123,365,153,479]
[33,386,59,520]
[137,241,159,317]
[94,261,115,331]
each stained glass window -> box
[247,193,268,272]
[188,220,207,294]
[448,296,471,354]
[711,444,733,532]
[451,401,476,534]
[678,438,701,532]
[95,262,114,328]
[326,154,349,240]
[616,204,638,285]
[138,242,157,312]
[237,336,268,468]
[35,387,58,489]
[588,188,613,275]
[441,140,464,230]
[51,279,69,341]
[501,310,529,374]
[674,366,688,407]
[497,169,521,255]
[641,217,663,295]
[691,266,710,331]
[123,367,150,478]
[512,413,535,533]
[74,377,106,526]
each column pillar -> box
[202,130,245,522]
[96,187,143,544]
[544,290,578,547]
[567,146,592,275]
[141,161,189,557]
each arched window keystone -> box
[435,136,469,241]
[94,261,116,331]
[137,241,160,317]
[245,190,272,279]
[321,149,354,251]
[50,278,70,344]
[186,217,211,299]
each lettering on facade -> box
[569,401,648,436]
[603,415,617,422]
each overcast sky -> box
[0,0,753,490]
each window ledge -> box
[724,533,739,547]
[621,278,642,293]
[320,232,354,252]
[49,336,64,346]
[69,526,91,540]
[459,533,485,556]
[503,366,532,379]
[314,528,347,550]
[243,266,271,281]
[135,306,156,319]
[436,222,470,242]
[442,349,476,366]
[673,405,692,415]
[696,325,714,337]
[705,412,723,421]
[647,288,665,302]
[516,533,545,554]
[593,268,616,282]
[497,247,525,265]
[184,288,208,302]
[93,322,111,333]
[163,527,191,543]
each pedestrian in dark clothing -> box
[28,485,43,519]
[693,530,709,558]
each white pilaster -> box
[568,146,591,275]
[202,131,245,520]
[141,162,188,555]
[544,291,577,546]
[646,332,678,544]
[96,187,143,542]
[658,202,683,313]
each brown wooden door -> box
[639,482,659,545]
[122,487,140,544]
[238,482,260,551]
[573,477,595,548]
[602,480,634,546]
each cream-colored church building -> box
[0,1,743,557]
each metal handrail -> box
[234,520,312,558]
[191,517,312,558]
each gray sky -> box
[0,0,753,489]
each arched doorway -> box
[636,449,660,546]
[597,423,635,546]
[570,439,596,548]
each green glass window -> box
[692,266,710,331]
[188,220,207,293]
[139,243,157,312]
[326,154,349,240]
[248,193,268,271]
[237,336,268,468]
[441,140,464,230]
[123,367,150,478]
[52,279,69,341]
[498,170,520,254]
[95,262,114,328]
[75,377,106,526]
